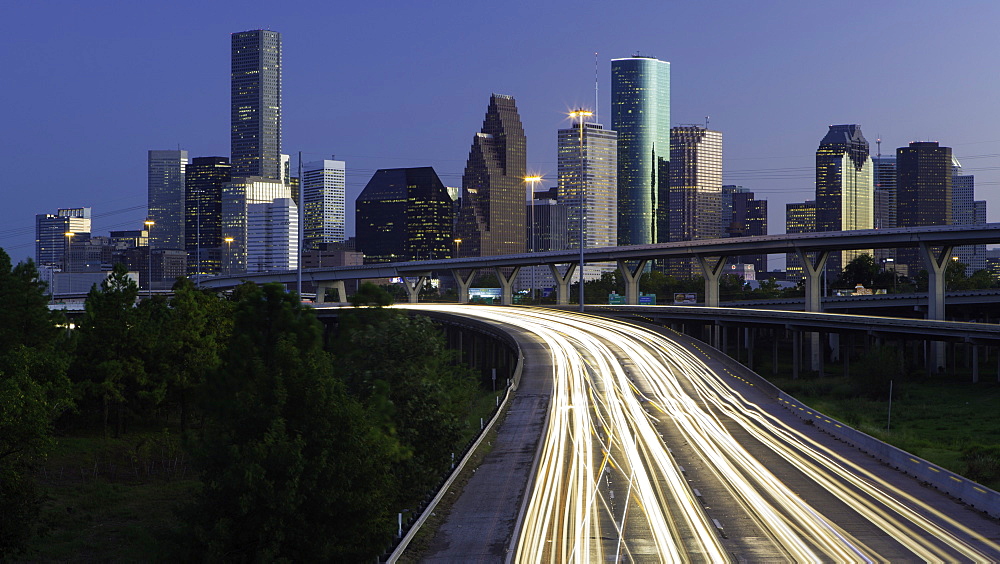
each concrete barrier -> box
[778,392,1000,519]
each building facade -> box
[785,200,816,280]
[455,94,527,257]
[668,126,723,277]
[612,55,670,246]
[722,185,768,275]
[815,125,873,277]
[896,141,952,275]
[184,156,232,276]
[221,177,295,273]
[302,160,346,250]
[147,150,188,251]
[36,207,92,268]
[231,30,282,180]
[558,118,617,281]
[952,157,987,274]
[356,167,454,263]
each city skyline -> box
[4,2,1000,269]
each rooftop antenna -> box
[594,51,599,124]
[705,116,710,129]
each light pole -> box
[453,237,462,258]
[144,219,155,299]
[525,175,542,302]
[63,231,74,297]
[224,236,235,277]
[569,109,592,312]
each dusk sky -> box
[3,1,999,268]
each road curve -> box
[401,305,1000,563]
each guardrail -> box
[778,393,1000,519]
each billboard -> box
[673,292,698,305]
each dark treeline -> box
[0,252,481,561]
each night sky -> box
[3,1,999,268]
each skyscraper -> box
[815,125,873,277]
[951,157,986,274]
[184,157,232,276]
[231,30,281,180]
[356,167,454,263]
[612,55,670,246]
[221,177,294,273]
[147,150,188,251]
[872,154,897,265]
[302,160,346,250]
[36,207,92,268]
[785,200,815,281]
[558,117,617,281]
[455,94,527,257]
[896,141,952,274]
[668,126,722,277]
[722,185,768,275]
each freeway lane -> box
[400,305,1000,562]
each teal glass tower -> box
[611,55,670,246]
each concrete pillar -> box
[617,259,649,305]
[403,275,428,304]
[494,266,522,306]
[795,249,830,371]
[314,282,331,304]
[920,242,953,372]
[695,255,727,308]
[451,269,477,304]
[792,329,801,380]
[773,332,779,376]
[746,328,754,370]
[973,344,980,383]
[549,263,577,306]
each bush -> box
[962,445,1000,484]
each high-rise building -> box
[815,125,873,277]
[612,55,670,246]
[558,117,617,281]
[872,154,897,265]
[147,150,189,251]
[896,141,952,274]
[455,94,527,257]
[722,185,768,275]
[185,157,232,276]
[302,160,346,250]
[221,177,295,273]
[952,157,987,274]
[785,200,815,281]
[36,207,92,268]
[668,126,722,277]
[231,30,282,180]
[356,167,454,263]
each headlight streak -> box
[398,305,999,562]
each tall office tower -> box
[896,141,952,275]
[184,157,232,275]
[784,200,816,281]
[952,157,987,274]
[455,94,527,257]
[231,29,282,180]
[815,125,873,278]
[667,126,722,277]
[612,55,670,246]
[36,207,92,268]
[302,160,346,250]
[529,188,569,253]
[221,177,294,273]
[872,155,897,265]
[558,117,617,281]
[147,150,189,250]
[722,185,768,275]
[356,167,454,263]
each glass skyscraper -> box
[231,30,282,181]
[895,141,952,275]
[184,157,231,275]
[668,126,722,277]
[784,200,815,281]
[147,150,188,251]
[815,124,873,277]
[611,55,670,246]
[302,160,346,250]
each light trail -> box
[399,304,1000,562]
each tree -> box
[349,281,393,307]
[186,284,397,561]
[838,253,878,289]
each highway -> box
[399,305,1000,562]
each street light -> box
[63,231,74,297]
[224,236,235,277]
[453,237,462,258]
[525,175,543,302]
[144,219,154,299]
[569,109,592,312]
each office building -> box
[231,30,282,180]
[558,117,617,281]
[36,207,92,268]
[302,160,346,250]
[952,158,987,274]
[785,200,816,280]
[722,185,768,275]
[896,141,952,274]
[185,157,232,276]
[668,126,722,277]
[455,94,527,257]
[221,177,295,273]
[815,125,873,277]
[147,150,189,250]
[612,55,670,246]
[356,167,454,263]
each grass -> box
[771,374,1000,490]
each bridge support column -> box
[792,328,801,379]
[403,276,428,304]
[315,280,346,304]
[796,249,830,372]
[549,264,577,306]
[920,242,953,372]
[973,344,980,383]
[452,269,477,304]
[696,255,727,308]
[618,259,649,305]
[494,266,521,306]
